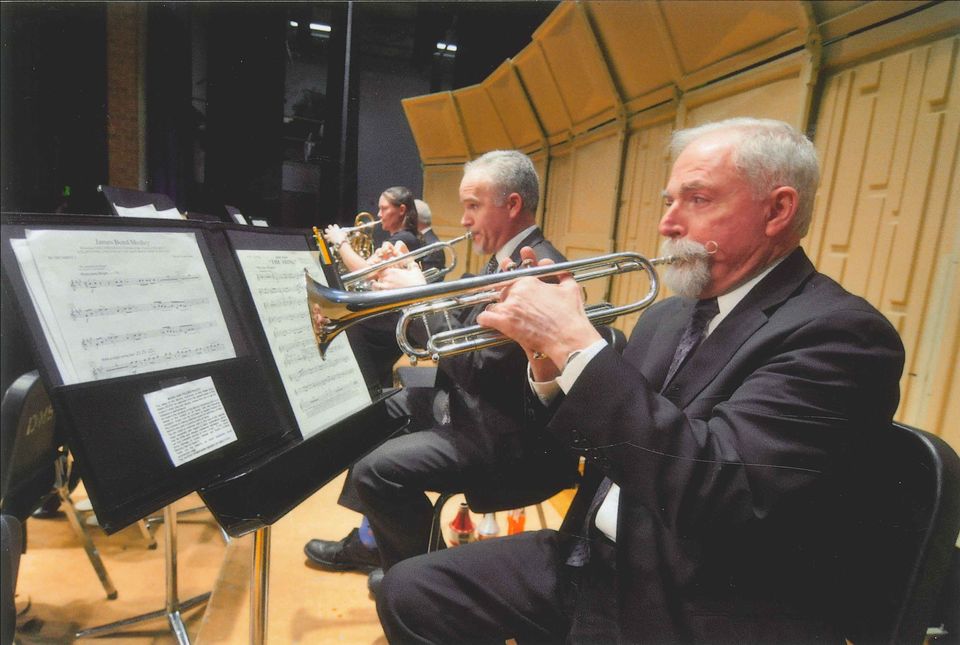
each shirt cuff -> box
[556,339,607,394]
[528,338,608,405]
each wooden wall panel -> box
[485,62,545,153]
[612,110,676,333]
[422,164,473,277]
[682,51,812,129]
[583,1,678,114]
[659,0,810,90]
[401,93,470,165]
[809,36,959,444]
[453,85,512,155]
[512,44,573,145]
[531,2,621,135]
[543,126,623,304]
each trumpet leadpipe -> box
[341,231,472,290]
[306,251,677,360]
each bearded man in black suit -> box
[377,118,906,644]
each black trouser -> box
[376,528,621,644]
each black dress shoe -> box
[304,528,381,572]
[367,567,384,599]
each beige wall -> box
[404,1,960,445]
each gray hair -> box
[670,118,820,237]
[463,150,540,216]
[414,199,432,226]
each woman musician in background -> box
[323,185,423,388]
[324,185,423,274]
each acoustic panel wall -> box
[582,1,679,115]
[529,2,622,135]
[809,35,960,444]
[681,51,814,130]
[612,109,677,334]
[512,43,574,146]
[543,125,624,304]
[402,92,470,165]
[454,84,513,155]
[659,0,811,91]
[484,61,546,153]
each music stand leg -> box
[250,526,271,645]
[75,505,211,641]
[56,458,118,600]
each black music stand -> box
[1,212,403,644]
[97,185,179,217]
[75,505,210,643]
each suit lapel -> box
[509,228,546,264]
[463,229,547,324]
[668,248,816,408]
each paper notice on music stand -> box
[115,204,184,220]
[145,377,237,467]
[235,249,370,439]
[20,229,235,384]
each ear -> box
[506,192,523,219]
[765,186,798,237]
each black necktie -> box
[483,256,499,275]
[566,298,719,567]
[662,297,719,388]
[566,476,613,567]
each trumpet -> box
[340,231,472,290]
[306,251,677,361]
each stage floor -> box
[13,471,566,644]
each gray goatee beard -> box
[659,238,712,299]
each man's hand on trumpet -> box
[477,246,603,381]
[367,241,429,290]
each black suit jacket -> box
[426,228,576,479]
[418,228,445,276]
[547,247,905,642]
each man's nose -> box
[658,205,683,238]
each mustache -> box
[659,238,714,264]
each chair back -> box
[0,372,59,521]
[838,422,960,644]
[97,184,177,217]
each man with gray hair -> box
[413,198,445,275]
[377,119,905,642]
[305,150,576,595]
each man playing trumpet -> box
[305,150,579,595]
[376,118,905,643]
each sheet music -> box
[235,249,370,439]
[11,239,78,383]
[144,376,238,467]
[19,229,236,384]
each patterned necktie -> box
[483,255,499,275]
[662,297,719,388]
[566,298,719,567]
[566,476,613,567]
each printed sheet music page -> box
[235,249,371,439]
[17,229,236,384]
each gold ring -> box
[532,351,546,360]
